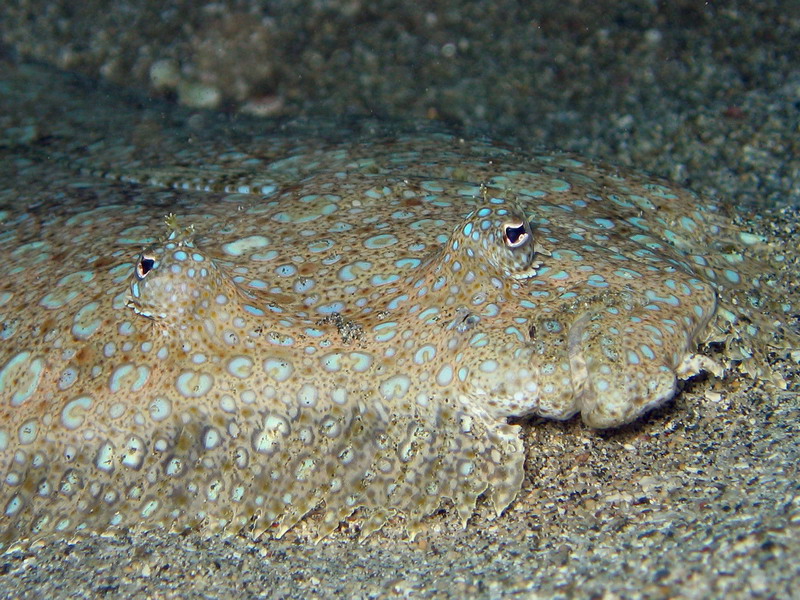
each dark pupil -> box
[505,224,526,245]
[140,257,155,276]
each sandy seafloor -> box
[1,1,799,598]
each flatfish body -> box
[0,64,794,550]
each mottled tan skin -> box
[0,123,792,552]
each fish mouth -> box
[565,310,648,429]
[564,309,685,429]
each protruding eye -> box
[135,254,156,280]
[503,222,529,248]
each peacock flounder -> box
[0,123,794,550]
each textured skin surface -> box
[0,68,794,551]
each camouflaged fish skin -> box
[0,65,794,551]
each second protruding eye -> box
[503,222,530,248]
[135,254,156,280]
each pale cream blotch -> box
[0,133,794,551]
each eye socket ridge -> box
[135,254,156,280]
[503,221,530,248]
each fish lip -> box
[566,311,591,404]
